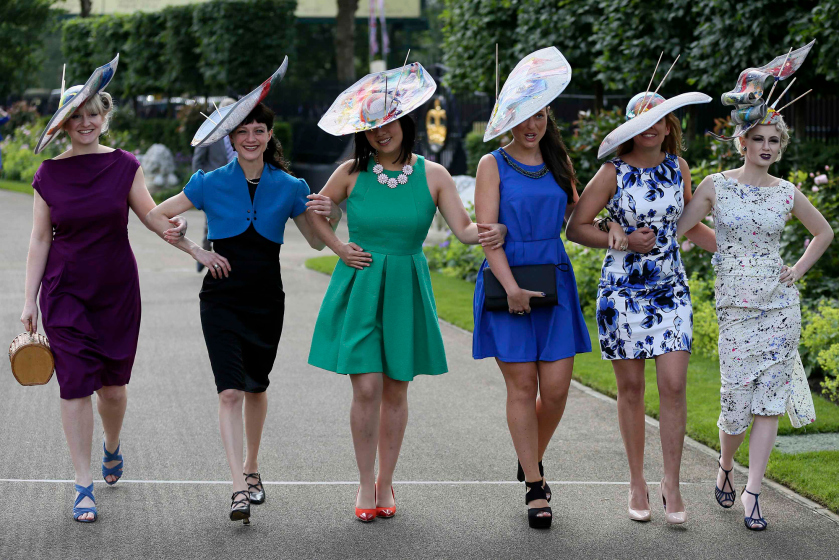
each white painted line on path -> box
[0,479,714,486]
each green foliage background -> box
[0,0,56,99]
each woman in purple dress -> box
[21,64,188,522]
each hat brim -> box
[597,92,712,159]
[34,54,119,155]
[484,47,572,142]
[191,57,289,148]
[318,62,437,136]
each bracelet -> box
[594,216,613,233]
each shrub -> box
[563,234,605,316]
[801,301,839,402]
[463,130,500,177]
[566,109,626,188]
[0,122,67,183]
[688,272,719,360]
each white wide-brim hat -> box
[318,62,437,136]
[34,54,120,154]
[597,92,711,159]
[191,57,289,147]
[484,46,572,142]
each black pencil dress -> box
[199,178,285,393]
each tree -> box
[0,0,55,99]
[440,0,522,95]
[515,0,604,110]
[335,0,359,83]
[80,0,91,17]
[788,0,839,84]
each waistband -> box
[349,240,423,256]
[712,253,782,275]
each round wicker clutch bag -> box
[8,332,55,386]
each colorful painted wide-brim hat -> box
[191,57,289,147]
[484,47,572,142]
[34,54,119,154]
[597,91,711,159]
[318,62,437,136]
[709,40,815,142]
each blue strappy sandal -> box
[102,442,124,485]
[73,483,98,523]
[743,487,768,531]
[715,456,736,508]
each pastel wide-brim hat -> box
[34,54,119,154]
[484,46,572,142]
[597,91,711,159]
[191,57,289,147]
[318,62,437,136]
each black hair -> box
[232,103,291,173]
[541,109,578,200]
[349,115,416,174]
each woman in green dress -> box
[307,62,506,522]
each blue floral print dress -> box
[596,153,692,360]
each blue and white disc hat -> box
[597,90,711,159]
[191,57,289,147]
[34,54,119,155]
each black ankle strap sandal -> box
[230,490,251,524]
[715,456,736,508]
[525,480,552,529]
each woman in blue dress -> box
[567,92,715,525]
[474,106,592,529]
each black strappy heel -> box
[244,472,265,505]
[715,456,736,508]
[525,481,552,529]
[517,460,551,502]
[230,490,251,524]
[743,487,768,531]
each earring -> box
[743,146,747,152]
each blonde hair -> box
[617,112,684,157]
[64,91,114,135]
[734,116,790,161]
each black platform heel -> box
[525,481,552,529]
[743,487,768,531]
[230,490,251,524]
[715,456,736,508]
[517,460,551,502]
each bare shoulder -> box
[677,156,690,172]
[423,157,449,179]
[477,153,498,172]
[98,145,116,154]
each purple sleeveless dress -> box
[32,149,142,399]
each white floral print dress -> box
[596,154,692,360]
[711,173,815,435]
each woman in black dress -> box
[148,102,340,523]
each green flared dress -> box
[308,156,448,381]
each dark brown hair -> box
[541,109,578,201]
[349,115,416,174]
[232,103,291,173]
[616,112,683,157]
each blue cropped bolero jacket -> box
[183,159,309,244]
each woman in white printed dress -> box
[567,91,715,525]
[678,115,831,530]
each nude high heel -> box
[628,485,651,522]
[659,479,687,525]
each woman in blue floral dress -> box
[567,92,715,525]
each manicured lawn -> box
[0,179,33,195]
[306,254,839,513]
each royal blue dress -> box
[473,149,591,362]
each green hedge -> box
[61,0,297,98]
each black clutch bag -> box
[483,264,566,311]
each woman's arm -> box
[20,192,52,332]
[129,167,202,255]
[427,160,507,247]
[678,158,716,252]
[567,164,627,249]
[304,162,372,269]
[675,175,714,239]
[781,189,834,285]
[474,154,542,314]
[296,193,343,250]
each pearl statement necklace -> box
[373,153,413,188]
